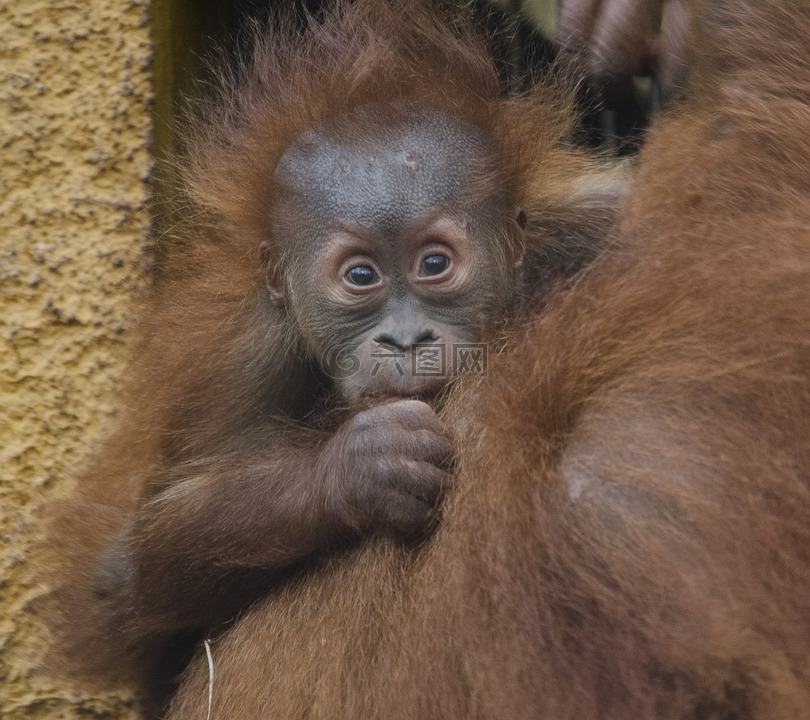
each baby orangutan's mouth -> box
[342,370,455,408]
[362,376,450,402]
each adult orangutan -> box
[44,1,810,719]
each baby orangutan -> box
[43,2,625,713]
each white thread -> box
[204,638,214,720]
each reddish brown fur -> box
[44,0,810,718]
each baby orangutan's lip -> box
[359,377,451,403]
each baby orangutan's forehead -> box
[273,105,496,232]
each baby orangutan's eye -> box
[419,254,450,277]
[346,265,379,286]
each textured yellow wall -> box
[0,1,151,717]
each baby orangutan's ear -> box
[260,239,285,303]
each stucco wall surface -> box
[0,1,151,717]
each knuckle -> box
[387,499,431,537]
[391,398,431,421]
[404,432,451,469]
[400,460,446,498]
[349,409,375,434]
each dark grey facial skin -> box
[271,104,520,402]
[276,106,491,237]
